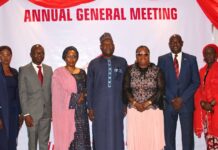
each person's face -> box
[64,50,78,67]
[100,39,114,57]
[204,47,217,65]
[31,47,44,65]
[0,49,12,66]
[136,47,150,68]
[169,35,183,54]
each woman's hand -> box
[200,101,213,112]
[77,93,85,105]
[133,102,145,112]
[143,100,152,109]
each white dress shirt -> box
[32,62,44,75]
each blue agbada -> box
[87,55,127,150]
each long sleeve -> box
[123,67,134,105]
[157,56,175,103]
[149,70,165,109]
[12,68,22,115]
[87,62,94,109]
[18,67,29,115]
[180,57,200,103]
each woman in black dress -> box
[0,46,23,150]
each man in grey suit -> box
[19,44,53,150]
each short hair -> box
[169,34,183,42]
[136,45,150,54]
[62,46,79,60]
[0,45,12,55]
[30,44,44,55]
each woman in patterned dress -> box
[123,45,165,150]
[52,46,91,150]
[194,44,218,150]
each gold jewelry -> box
[132,101,136,106]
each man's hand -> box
[172,97,183,111]
[24,115,34,127]
[88,109,95,121]
[0,118,4,129]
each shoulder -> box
[79,69,86,74]
[19,63,31,72]
[127,64,135,72]
[183,52,196,60]
[89,57,101,66]
[214,62,218,68]
[10,67,18,76]
[113,56,128,68]
[53,66,65,75]
[158,53,171,60]
[149,63,160,72]
[42,64,52,70]
[113,55,127,63]
[199,65,206,73]
[150,63,158,69]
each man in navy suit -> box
[158,34,200,150]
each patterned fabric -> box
[130,63,159,103]
[204,117,218,150]
[69,69,91,150]
[107,59,112,88]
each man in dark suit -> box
[19,44,53,150]
[158,34,200,150]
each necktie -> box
[37,65,43,85]
[174,54,179,78]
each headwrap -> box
[202,44,218,58]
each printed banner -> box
[0,0,212,149]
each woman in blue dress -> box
[0,46,23,150]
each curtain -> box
[0,0,8,6]
[197,0,218,29]
[29,0,94,8]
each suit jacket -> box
[158,52,200,112]
[18,63,52,120]
[0,64,9,137]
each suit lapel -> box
[28,63,42,87]
[167,53,178,80]
[178,53,187,80]
[42,64,47,87]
